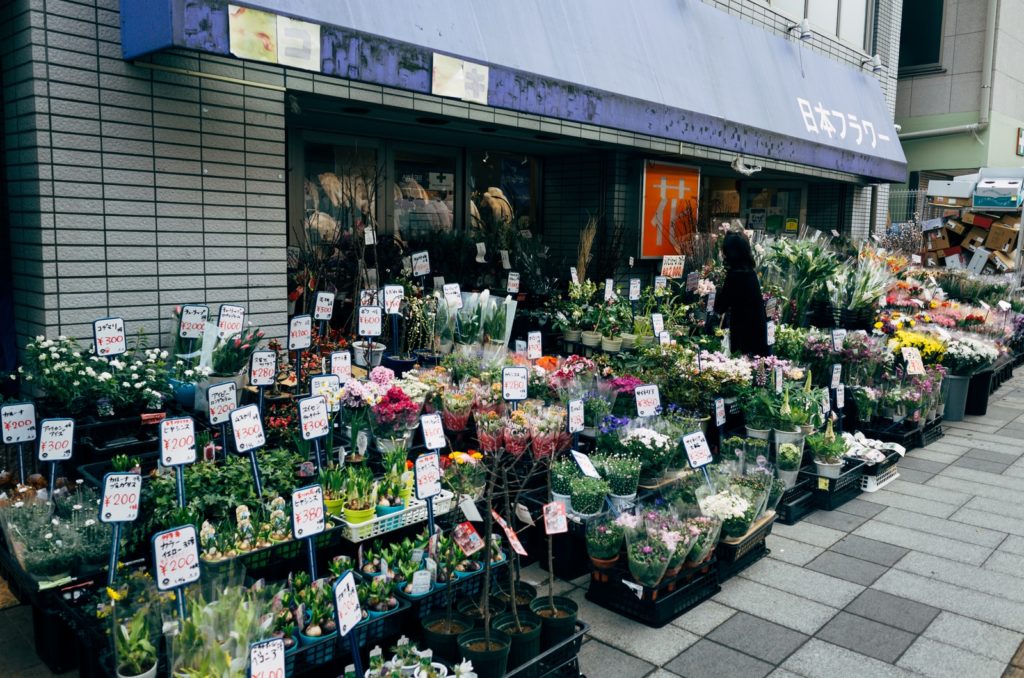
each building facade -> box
[0,0,905,365]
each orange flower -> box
[536,355,558,371]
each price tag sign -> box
[766,321,776,346]
[359,289,380,308]
[2,402,36,444]
[831,328,847,352]
[502,366,529,401]
[358,306,383,337]
[313,292,335,321]
[714,398,726,427]
[330,351,352,383]
[217,304,246,338]
[491,510,527,556]
[160,417,196,467]
[384,285,404,314]
[333,572,362,637]
[654,276,668,291]
[683,431,713,468]
[37,418,74,461]
[291,484,326,539]
[569,266,579,284]
[999,300,1012,312]
[568,399,584,433]
[453,521,485,556]
[571,450,601,478]
[527,331,542,360]
[911,254,922,265]
[774,366,784,394]
[629,278,641,301]
[179,305,209,339]
[635,384,661,417]
[765,298,778,317]
[543,502,568,534]
[500,250,511,269]
[310,375,342,412]
[410,570,432,595]
[901,347,925,375]
[100,473,142,523]
[661,255,684,278]
[93,316,127,356]
[365,228,376,245]
[230,404,265,453]
[831,364,843,390]
[652,313,665,335]
[443,283,463,310]
[207,381,237,426]
[836,384,845,409]
[821,390,831,415]
[507,271,521,294]
[298,396,330,441]
[515,339,527,354]
[707,291,716,313]
[659,331,671,346]
[604,278,615,301]
[411,251,430,276]
[415,452,442,500]
[686,272,699,292]
[152,525,200,591]
[288,315,312,351]
[249,350,277,387]
[421,413,446,450]
[248,638,285,678]
[475,242,487,263]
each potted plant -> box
[624,523,671,587]
[684,516,722,567]
[114,604,157,678]
[595,298,624,353]
[806,420,845,478]
[568,476,608,517]
[384,290,431,377]
[585,515,623,569]
[391,638,424,676]
[772,387,804,452]
[744,437,769,470]
[343,465,377,524]
[549,457,578,512]
[739,389,774,439]
[776,442,802,489]
[722,435,746,475]
[698,488,755,539]
[601,456,641,509]
[322,465,345,516]
[414,654,449,678]
[943,337,999,419]
[376,471,406,522]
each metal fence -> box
[887,188,948,226]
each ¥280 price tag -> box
[291,484,326,539]
[230,405,265,453]
[37,418,74,462]
[100,472,142,523]
[249,350,277,387]
[160,416,196,467]
[152,524,200,591]
[502,366,529,401]
[93,316,127,357]
[415,452,442,500]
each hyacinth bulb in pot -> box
[807,420,845,478]
[775,442,802,489]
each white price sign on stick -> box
[288,315,312,351]
[160,417,196,467]
[93,316,127,356]
[217,304,245,338]
[604,278,615,301]
[248,638,285,678]
[836,384,845,409]
[831,328,847,352]
[310,375,342,413]
[901,347,926,375]
[421,413,446,450]
[502,366,529,401]
[635,384,661,417]
[571,450,602,479]
[313,292,335,321]
[358,306,382,337]
[714,398,727,427]
[527,331,542,360]
[831,364,843,389]
[443,283,463,310]
[766,321,776,346]
[507,271,521,294]
[682,431,713,469]
[568,399,584,434]
[207,381,237,426]
[659,331,671,346]
[384,285,404,314]
[411,251,430,277]
[152,524,200,591]
[654,276,667,291]
[629,278,641,301]
[291,484,326,539]
[333,572,363,637]
[249,350,277,387]
[1,402,36,444]
[569,266,579,284]
[178,305,208,339]
[652,313,665,335]
[330,351,352,383]
[298,396,330,440]
[37,418,74,462]
[661,255,684,278]
[230,405,265,453]
[500,250,511,269]
[415,452,442,500]
[100,473,142,523]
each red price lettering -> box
[238,425,260,437]
[181,321,204,331]
[4,419,32,430]
[252,368,274,379]
[159,553,196,574]
[107,492,137,506]
[41,440,70,452]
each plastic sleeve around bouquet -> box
[585,515,624,560]
[624,524,671,588]
[684,516,722,565]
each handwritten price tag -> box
[714,398,726,427]
[313,292,335,321]
[310,375,342,413]
[359,289,380,308]
[288,315,312,351]
[217,304,245,339]
[527,331,542,360]
[443,283,463,310]
[661,255,684,278]
[500,250,511,269]
[569,267,579,284]
[571,450,602,479]
[93,317,127,356]
[179,305,208,339]
[160,417,196,466]
[152,525,200,591]
[629,278,641,301]
[682,431,713,469]
[298,396,330,441]
[248,638,285,678]
[421,413,446,450]
[831,328,847,352]
[230,404,265,453]
[901,347,925,375]
[330,351,352,383]
[100,473,141,523]
[634,384,661,417]
[411,251,430,277]
[358,306,382,337]
[831,364,843,389]
[415,452,442,500]
[836,384,845,409]
[502,366,529,401]
[207,381,237,426]
[333,572,363,637]
[543,502,568,534]
[249,350,277,387]
[659,331,671,346]
[604,278,615,301]
[654,276,667,291]
[37,418,73,462]
[568,399,584,434]
[1,402,36,444]
[652,313,665,335]
[766,321,776,346]
[291,484,326,539]
[384,285,404,314]
[507,271,521,294]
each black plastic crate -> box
[775,478,815,525]
[505,620,589,678]
[861,450,901,477]
[715,512,776,567]
[717,537,769,582]
[802,460,865,510]
[585,559,720,628]
[520,490,590,581]
[394,561,506,617]
[860,418,943,453]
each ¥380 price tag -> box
[288,315,312,351]
[313,292,335,321]
[231,405,265,453]
[333,572,363,636]
[160,416,196,467]
[415,452,442,500]
[207,381,237,426]
[217,304,245,339]
[298,396,330,440]
[291,484,326,539]
[249,350,277,387]
[179,305,208,339]
[2,402,37,445]
[248,638,285,678]
[634,385,661,417]
[100,472,142,523]
[38,418,74,462]
[421,413,446,450]
[152,525,200,591]
[93,317,127,357]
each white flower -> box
[159,351,168,360]
[131,373,139,380]
[134,382,144,389]
[97,372,112,381]
[57,335,66,341]
[72,381,80,387]
[698,490,750,520]
[44,533,53,540]
[122,381,131,388]
[37,353,46,361]
[109,359,124,370]
[84,519,95,527]
[184,369,194,378]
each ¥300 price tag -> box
[288,315,312,351]
[415,452,442,500]
[38,418,74,462]
[100,472,142,523]
[298,396,330,441]
[207,381,237,426]
[568,399,584,434]
[179,305,208,339]
[291,484,326,539]
[634,384,661,417]
[160,417,196,467]
[152,525,200,591]
[248,638,285,678]
[358,306,382,337]
[93,316,127,357]
[249,350,277,387]
[682,431,713,469]
[420,413,446,450]
[217,304,245,339]
[2,402,36,444]
[231,405,265,453]
[502,366,529,401]
[313,292,335,321]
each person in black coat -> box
[713,232,769,357]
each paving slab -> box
[741,558,864,609]
[765,534,825,566]
[896,456,949,473]
[966,495,1024,519]
[814,610,916,663]
[1000,535,1024,556]
[578,639,655,678]
[891,467,933,484]
[664,639,774,678]
[670,599,737,636]
[843,588,940,634]
[851,520,992,565]
[882,478,972,506]
[830,497,885,517]
[896,636,1006,678]
[952,506,1024,538]
[944,465,1024,491]
[928,474,1021,503]
[858,490,957,518]
[893,551,1024,603]
[953,456,1012,474]
[871,505,1006,547]
[965,447,1022,464]
[713,577,838,635]
[828,534,910,566]
[805,550,888,586]
[781,638,920,678]
[922,611,1024,663]
[982,550,1024,578]
[707,612,809,665]
[770,521,847,549]
[801,508,867,532]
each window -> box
[898,0,944,75]
[771,0,873,51]
[468,151,540,232]
[391,148,457,239]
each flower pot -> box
[382,355,418,378]
[562,329,582,342]
[601,336,622,353]
[619,333,637,350]
[551,492,572,514]
[421,612,474,665]
[529,596,579,650]
[414,349,446,365]
[117,664,157,678]
[608,493,636,511]
[590,554,619,569]
[580,331,602,347]
[168,378,196,409]
[494,582,538,611]
[344,505,375,524]
[943,374,971,422]
[325,497,345,517]
[799,424,816,436]
[492,611,543,670]
[777,468,800,490]
[458,628,511,678]
[376,502,405,518]
[353,341,387,368]
[414,663,449,678]
[457,597,506,625]
[814,461,843,478]
[745,426,771,441]
[299,629,338,649]
[636,334,655,346]
[965,369,994,417]
[391,654,421,677]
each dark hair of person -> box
[722,232,757,272]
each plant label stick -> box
[249,349,276,415]
[248,638,285,678]
[299,395,330,472]
[502,366,529,402]
[500,250,511,270]
[217,304,246,339]
[831,364,843,389]
[231,404,266,498]
[2,401,36,484]
[443,283,463,310]
[411,251,430,277]
[527,331,542,360]
[101,472,142,586]
[93,316,127,357]
[292,484,326,579]
[38,417,73,497]
[152,524,200,621]
[629,278,641,301]
[384,285,404,315]
[207,381,237,427]
[569,267,579,284]
[330,351,352,384]
[651,313,665,335]
[491,509,527,556]
[507,271,521,294]
[160,416,196,507]
[901,347,925,375]
[571,450,602,479]
[831,328,847,352]
[313,291,335,331]
[358,306,382,337]
[179,305,208,339]
[683,431,713,469]
[420,413,445,451]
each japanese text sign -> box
[207,381,237,426]
[682,431,713,468]
[384,285,404,314]
[93,317,127,357]
[635,385,661,417]
[330,351,352,383]
[100,472,142,523]
[152,525,200,591]
[248,638,285,678]
[2,402,36,444]
[249,350,277,387]
[415,452,442,500]
[38,418,74,462]
[230,405,265,453]
[568,399,585,434]
[333,572,362,637]
[358,306,382,337]
[160,416,196,467]
[298,396,330,441]
[502,366,529,401]
[217,304,246,339]
[288,315,312,351]
[420,413,445,450]
[291,484,326,539]
[313,292,335,321]
[178,305,208,339]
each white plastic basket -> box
[861,465,899,492]
[338,490,455,542]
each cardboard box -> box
[935,246,963,258]
[962,212,995,228]
[998,214,1021,228]
[991,250,1016,272]
[944,253,965,269]
[924,252,940,267]
[932,195,972,207]
[985,223,1019,253]
[946,219,966,235]
[926,229,951,251]
[928,179,974,205]
[974,179,1024,209]
[963,226,989,250]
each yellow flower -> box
[874,322,883,329]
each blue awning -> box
[121,0,907,182]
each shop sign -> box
[642,162,700,259]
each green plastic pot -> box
[458,628,510,678]
[457,596,506,626]
[529,595,578,650]
[492,611,542,669]
[493,582,537,610]
[421,611,474,665]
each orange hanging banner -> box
[640,161,700,259]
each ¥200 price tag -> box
[291,484,326,539]
[288,315,312,351]
[2,402,37,444]
[682,431,713,469]
[93,316,127,356]
[358,306,382,337]
[634,385,661,417]
[152,524,200,591]
[179,305,208,339]
[313,292,335,321]
[100,472,142,523]
[231,405,265,453]
[217,304,245,339]
[249,350,277,387]
[502,366,529,401]
[160,416,196,467]
[38,418,74,462]
[568,399,584,434]
[298,396,330,441]
[421,413,446,450]
[207,381,237,426]
[333,572,363,636]
[415,452,442,500]
[330,351,352,383]
[248,638,285,678]
[527,331,542,360]
[384,285,404,314]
